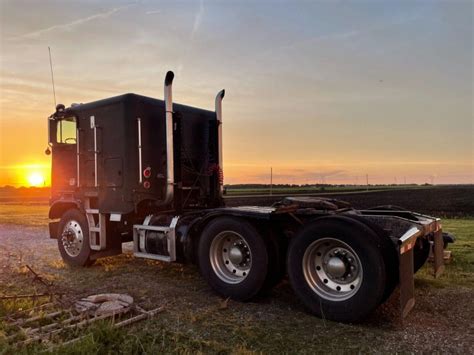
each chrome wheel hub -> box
[209,231,252,284]
[228,246,244,264]
[61,220,83,257]
[303,238,362,301]
[326,256,346,278]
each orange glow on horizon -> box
[0,163,51,188]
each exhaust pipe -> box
[215,89,225,196]
[163,71,175,205]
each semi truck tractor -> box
[46,71,452,322]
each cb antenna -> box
[48,46,57,107]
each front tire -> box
[287,217,386,322]
[57,209,94,267]
[198,217,268,301]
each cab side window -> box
[57,117,77,144]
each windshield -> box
[55,117,77,144]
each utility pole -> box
[366,174,369,191]
[270,167,273,196]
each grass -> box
[1,306,390,354]
[416,219,474,288]
[0,204,49,226]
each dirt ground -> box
[1,218,473,353]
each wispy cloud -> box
[191,0,205,39]
[9,4,134,40]
[177,0,205,75]
[145,10,161,15]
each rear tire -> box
[57,209,95,267]
[345,215,399,305]
[287,217,386,323]
[198,217,268,301]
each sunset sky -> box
[0,0,472,186]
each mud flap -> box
[433,229,445,278]
[398,227,420,318]
[48,221,59,239]
[398,224,444,318]
[399,245,415,318]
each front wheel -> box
[57,209,95,267]
[287,217,386,323]
[197,217,268,301]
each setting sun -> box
[27,172,45,187]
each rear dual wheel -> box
[301,237,363,301]
[198,217,283,301]
[198,215,389,322]
[287,217,387,323]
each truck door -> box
[51,116,78,195]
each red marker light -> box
[143,181,151,189]
[143,167,151,178]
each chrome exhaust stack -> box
[163,71,175,205]
[215,89,225,197]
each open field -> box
[227,185,474,217]
[0,187,50,205]
[1,187,473,353]
[224,184,427,196]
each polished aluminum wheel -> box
[209,231,252,284]
[61,220,84,257]
[302,237,362,301]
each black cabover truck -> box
[47,71,453,322]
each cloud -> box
[177,0,204,75]
[191,0,205,39]
[145,10,161,15]
[277,13,420,52]
[9,4,134,40]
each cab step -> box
[84,199,106,251]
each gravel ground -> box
[1,221,473,353]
